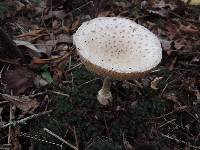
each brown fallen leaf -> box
[70,17,80,32]
[52,19,62,30]
[193,90,200,105]
[179,24,199,34]
[174,39,185,50]
[16,29,48,42]
[97,11,114,17]
[5,67,36,95]
[162,93,181,105]
[11,126,21,150]
[161,39,172,55]
[0,107,5,127]
[165,22,179,39]
[113,1,131,8]
[169,57,177,71]
[150,77,163,90]
[2,94,39,113]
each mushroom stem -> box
[97,77,112,105]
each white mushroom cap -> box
[73,17,162,80]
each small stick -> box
[43,128,78,150]
[67,63,82,72]
[73,126,79,150]
[159,119,176,128]
[20,132,62,148]
[161,133,200,149]
[2,110,52,128]
[8,91,15,146]
[0,101,9,105]
[47,90,70,97]
[20,133,62,149]
[78,78,100,87]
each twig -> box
[47,90,70,97]
[161,133,200,149]
[103,111,110,138]
[20,132,62,148]
[146,106,187,120]
[78,78,100,87]
[43,128,78,150]
[2,110,52,128]
[29,91,47,98]
[73,126,79,150]
[159,119,176,128]
[0,65,5,79]
[8,91,15,146]
[69,1,94,15]
[67,63,82,72]
[0,101,9,105]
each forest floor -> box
[0,0,200,149]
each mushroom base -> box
[97,89,112,105]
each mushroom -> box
[73,17,162,105]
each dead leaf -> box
[56,34,73,44]
[37,39,55,56]
[113,1,131,8]
[152,0,177,10]
[34,75,48,88]
[52,19,62,30]
[45,0,64,8]
[174,40,185,50]
[161,39,172,55]
[2,94,39,113]
[16,29,48,42]
[0,107,5,127]
[151,77,163,90]
[179,24,199,34]
[162,93,181,105]
[11,126,21,150]
[169,57,177,71]
[5,67,36,95]
[165,22,179,39]
[97,11,114,17]
[181,0,200,5]
[43,10,66,20]
[70,17,80,32]
[193,90,200,105]
[14,40,42,57]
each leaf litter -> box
[0,0,200,149]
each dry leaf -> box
[179,24,199,34]
[0,107,5,127]
[2,94,39,113]
[11,126,21,150]
[169,57,177,71]
[162,93,181,105]
[14,40,42,57]
[5,67,36,95]
[194,90,200,104]
[151,77,163,90]
[161,39,172,55]
[52,19,62,30]
[113,1,131,8]
[16,29,48,42]
[98,11,114,17]
[181,0,200,5]
[174,40,185,50]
